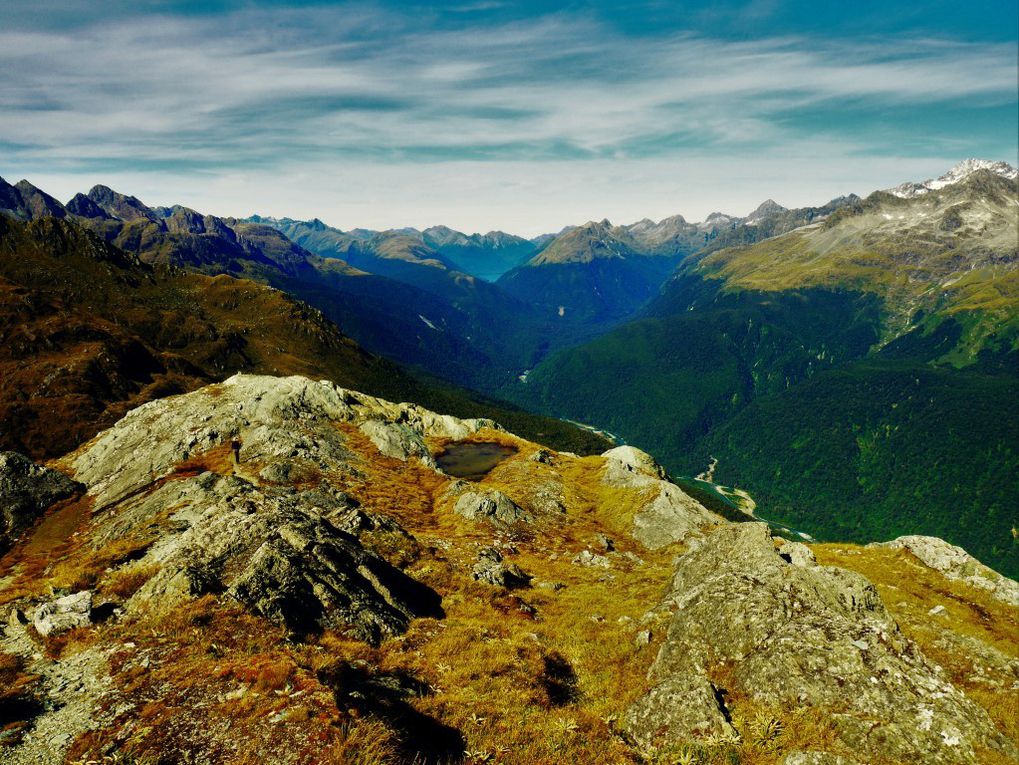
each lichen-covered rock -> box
[472,547,531,588]
[601,446,721,549]
[0,451,83,549]
[88,472,440,644]
[454,490,532,526]
[34,591,92,637]
[601,445,667,486]
[72,373,493,508]
[358,420,436,467]
[873,535,1019,607]
[625,523,1016,764]
[631,483,721,549]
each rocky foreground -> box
[0,374,1016,764]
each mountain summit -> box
[887,158,1018,198]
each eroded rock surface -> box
[602,445,721,549]
[95,471,439,644]
[0,451,83,549]
[874,535,1019,607]
[454,489,532,526]
[625,523,1016,764]
[73,373,494,509]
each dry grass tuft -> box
[100,563,161,600]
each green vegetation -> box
[510,274,1019,577]
[698,359,1019,577]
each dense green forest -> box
[697,359,1019,577]
[508,277,1019,577]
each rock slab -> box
[625,522,1016,765]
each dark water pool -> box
[435,441,517,480]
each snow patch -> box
[887,159,1017,198]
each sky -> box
[2,0,1017,236]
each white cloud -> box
[0,5,1015,233]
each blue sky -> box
[2,0,1016,235]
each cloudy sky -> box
[2,0,1016,235]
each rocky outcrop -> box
[601,445,721,548]
[454,489,532,526]
[472,548,531,588]
[91,472,440,644]
[358,420,436,467]
[601,445,667,486]
[33,591,92,637]
[72,373,494,508]
[873,535,1019,607]
[625,523,1016,764]
[0,451,83,549]
[631,482,721,549]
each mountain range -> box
[0,158,1017,765]
[1,159,1016,577]
[511,161,1018,575]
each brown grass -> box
[100,563,161,600]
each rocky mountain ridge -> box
[0,374,1016,764]
[888,159,1019,199]
[507,161,1019,577]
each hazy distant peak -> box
[745,199,788,222]
[887,159,1018,199]
[86,184,158,222]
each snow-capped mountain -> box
[888,158,1018,198]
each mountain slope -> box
[509,161,1019,576]
[692,167,1019,359]
[0,214,402,458]
[498,220,689,323]
[0,375,1015,764]
[696,358,1019,575]
[4,181,552,392]
[0,214,609,460]
[421,225,536,280]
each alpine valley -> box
[0,159,1017,765]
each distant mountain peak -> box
[745,199,787,222]
[887,159,1018,199]
[0,176,67,220]
[86,184,158,222]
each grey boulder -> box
[625,522,1016,764]
[34,591,92,637]
[454,489,532,526]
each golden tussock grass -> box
[99,562,161,600]
[319,429,686,763]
